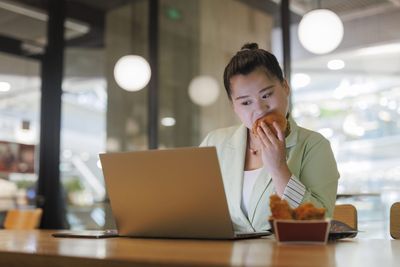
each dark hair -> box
[223,43,284,100]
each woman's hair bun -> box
[241,43,259,50]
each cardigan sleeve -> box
[282,176,306,208]
[295,138,340,218]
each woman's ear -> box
[282,79,290,96]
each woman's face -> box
[230,68,290,129]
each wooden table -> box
[0,230,399,267]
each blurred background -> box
[0,0,399,238]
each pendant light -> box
[114,55,151,91]
[188,75,220,106]
[298,2,343,54]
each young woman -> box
[201,43,339,232]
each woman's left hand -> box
[257,121,291,195]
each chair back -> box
[3,208,42,229]
[333,204,358,230]
[390,202,400,239]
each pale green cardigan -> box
[200,117,340,232]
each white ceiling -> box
[291,0,400,19]
[0,0,89,49]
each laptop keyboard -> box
[234,231,271,238]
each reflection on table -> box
[0,230,399,267]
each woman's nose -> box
[255,99,269,113]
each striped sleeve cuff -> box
[282,176,306,208]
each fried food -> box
[269,195,293,220]
[293,203,326,220]
[269,195,326,220]
[252,112,287,137]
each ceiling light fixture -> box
[327,59,345,70]
[0,81,11,92]
[292,73,311,89]
[298,8,343,54]
[114,55,151,92]
[188,75,220,106]
[161,117,176,127]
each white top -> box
[241,168,262,218]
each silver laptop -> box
[99,146,271,240]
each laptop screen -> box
[100,147,237,239]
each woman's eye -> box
[262,93,272,99]
[241,100,252,106]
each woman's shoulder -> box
[295,124,330,147]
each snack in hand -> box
[252,112,287,137]
[269,195,325,220]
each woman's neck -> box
[247,131,261,155]
[245,132,263,170]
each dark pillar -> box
[37,0,67,229]
[148,0,159,149]
[281,0,291,86]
